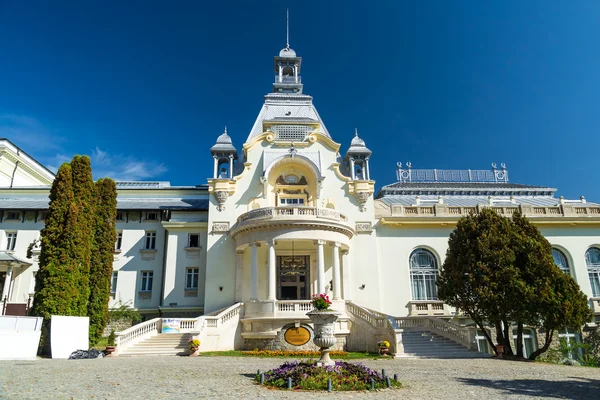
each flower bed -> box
[255,361,402,391]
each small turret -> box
[344,129,372,180]
[210,127,238,179]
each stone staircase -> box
[118,333,192,356]
[399,330,489,359]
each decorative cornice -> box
[161,221,209,230]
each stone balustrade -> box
[408,300,455,316]
[394,316,477,351]
[237,206,349,225]
[380,203,600,219]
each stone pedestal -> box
[307,310,341,367]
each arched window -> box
[410,249,438,301]
[585,248,600,297]
[552,248,570,275]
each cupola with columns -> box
[344,130,375,212]
[208,127,239,211]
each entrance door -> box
[277,255,310,300]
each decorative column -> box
[365,157,371,180]
[234,250,244,303]
[228,154,234,179]
[331,242,341,300]
[341,249,351,301]
[316,240,325,294]
[250,243,259,300]
[1,266,13,302]
[267,240,276,301]
[350,158,355,180]
[213,156,219,179]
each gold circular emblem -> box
[284,326,311,346]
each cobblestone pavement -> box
[1,356,599,399]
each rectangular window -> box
[144,232,156,249]
[38,211,48,221]
[116,211,125,221]
[279,198,305,205]
[186,268,199,289]
[558,328,583,360]
[140,271,153,292]
[115,232,123,251]
[111,271,118,293]
[145,212,158,221]
[5,211,21,221]
[188,234,199,248]
[6,232,17,251]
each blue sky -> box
[1,1,599,200]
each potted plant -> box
[378,340,391,356]
[105,330,117,357]
[188,339,201,356]
[306,293,341,367]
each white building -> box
[1,42,599,355]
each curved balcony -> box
[230,206,355,242]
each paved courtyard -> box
[1,356,599,399]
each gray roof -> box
[377,182,556,197]
[0,251,31,265]
[247,93,331,141]
[0,197,209,211]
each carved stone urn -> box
[306,310,342,367]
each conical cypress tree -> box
[31,163,82,353]
[88,178,117,345]
[70,155,95,315]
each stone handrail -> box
[385,203,600,219]
[237,206,348,225]
[115,318,161,349]
[394,317,476,350]
[200,302,243,331]
[346,302,396,352]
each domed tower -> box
[273,45,302,94]
[210,127,238,179]
[345,129,372,181]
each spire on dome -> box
[273,9,303,93]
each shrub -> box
[107,330,116,347]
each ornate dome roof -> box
[215,131,233,145]
[210,127,237,155]
[279,46,297,58]
[351,134,366,148]
[346,129,371,156]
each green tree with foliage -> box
[70,155,95,315]
[87,178,117,345]
[30,163,82,353]
[438,209,593,360]
[437,209,518,356]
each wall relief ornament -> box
[215,190,229,211]
[355,222,372,233]
[355,191,371,212]
[212,222,230,233]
